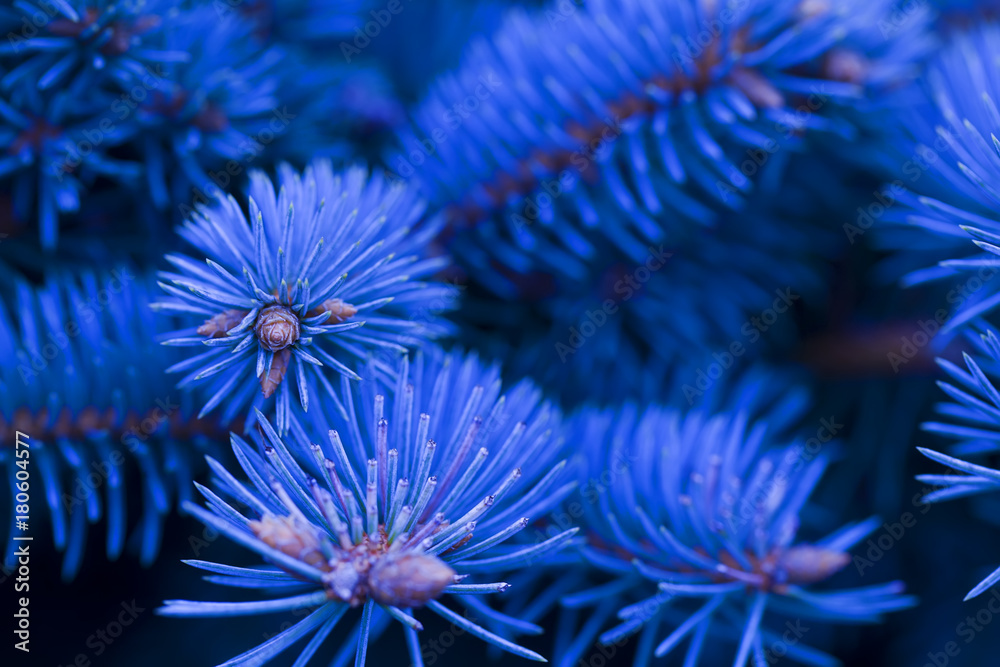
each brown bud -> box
[797,0,830,19]
[250,514,329,571]
[825,49,869,85]
[255,305,300,351]
[367,552,456,608]
[197,309,248,338]
[730,68,785,110]
[308,299,358,325]
[260,348,291,398]
[778,545,850,585]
